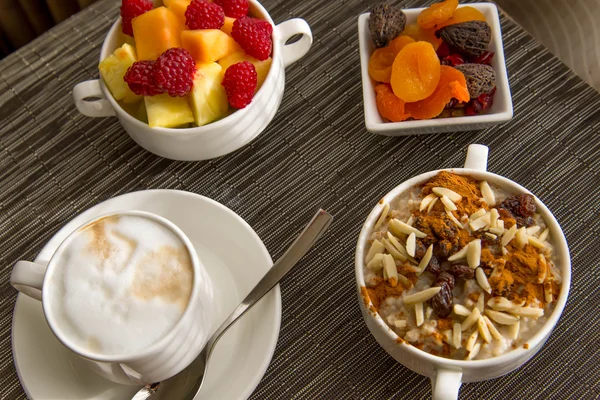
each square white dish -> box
[358,3,513,136]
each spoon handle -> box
[204,209,333,359]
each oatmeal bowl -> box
[355,144,570,399]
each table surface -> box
[1,0,599,399]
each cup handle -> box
[464,144,489,171]
[10,261,47,301]
[73,79,116,117]
[431,368,462,400]
[275,19,313,68]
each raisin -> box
[415,240,428,260]
[499,193,536,218]
[430,272,455,317]
[516,216,535,227]
[449,264,474,280]
[428,255,442,275]
[435,239,456,259]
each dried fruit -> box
[454,63,496,98]
[449,264,474,280]
[428,255,442,275]
[441,54,465,67]
[471,50,494,65]
[402,23,441,50]
[436,6,486,30]
[499,193,536,218]
[418,0,458,30]
[391,41,441,102]
[465,87,495,115]
[369,3,407,48]
[368,36,415,83]
[404,65,470,120]
[436,21,492,57]
[430,271,455,317]
[375,84,408,122]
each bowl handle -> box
[464,144,489,171]
[275,19,313,68]
[431,368,462,400]
[73,79,116,117]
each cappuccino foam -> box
[48,214,194,356]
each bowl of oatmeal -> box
[355,144,570,399]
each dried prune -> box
[449,264,474,280]
[436,21,491,57]
[430,272,455,317]
[369,3,407,48]
[454,63,496,98]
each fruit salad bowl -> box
[73,0,312,161]
[358,2,512,136]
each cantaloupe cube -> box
[166,0,191,26]
[132,7,182,60]
[145,94,194,128]
[98,43,141,103]
[181,29,241,63]
[221,17,235,36]
[218,52,272,92]
[188,63,229,126]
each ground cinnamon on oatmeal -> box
[363,279,408,311]
[422,171,486,215]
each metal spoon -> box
[132,209,333,400]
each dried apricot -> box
[375,84,408,122]
[389,35,416,54]
[417,0,458,30]
[391,41,441,103]
[368,36,415,83]
[401,23,442,50]
[435,6,486,30]
[404,65,470,120]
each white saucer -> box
[11,189,281,400]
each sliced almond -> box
[406,232,416,257]
[453,323,462,349]
[448,244,469,261]
[466,343,481,360]
[489,208,499,228]
[475,267,491,293]
[394,319,407,328]
[485,309,520,325]
[497,219,504,230]
[465,330,479,351]
[386,232,409,258]
[440,195,457,211]
[403,287,442,305]
[538,228,550,242]
[467,239,482,269]
[419,194,437,211]
[442,330,453,346]
[415,302,424,327]
[397,273,413,288]
[454,304,471,316]
[485,233,497,239]
[526,226,541,236]
[483,316,504,341]
[470,208,486,220]
[487,297,517,311]
[469,213,491,231]
[389,218,427,239]
[425,306,434,320]
[477,292,485,312]
[489,227,504,235]
[508,306,544,319]
[477,316,492,343]
[537,254,547,284]
[432,187,462,203]
[480,181,496,206]
[501,246,509,255]
[382,238,407,262]
[417,244,433,275]
[383,254,398,287]
[507,321,520,341]
[516,227,528,248]
[446,210,463,228]
[528,235,546,249]
[501,224,518,247]
[365,239,385,264]
[427,197,439,214]
[366,253,385,271]
[461,307,481,331]
[374,203,390,230]
[406,215,415,227]
[544,282,553,303]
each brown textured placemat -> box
[1,0,599,399]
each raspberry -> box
[213,0,248,18]
[185,0,225,30]
[222,61,257,109]
[124,61,163,96]
[120,0,153,36]
[231,17,273,61]
[154,48,196,97]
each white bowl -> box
[73,1,312,161]
[354,145,570,399]
[358,3,513,135]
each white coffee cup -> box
[72,0,312,161]
[10,210,214,386]
[355,144,571,400]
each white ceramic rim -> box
[358,3,514,133]
[355,168,571,368]
[40,209,204,363]
[98,0,279,136]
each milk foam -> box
[48,215,194,356]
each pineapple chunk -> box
[188,63,229,126]
[218,52,272,92]
[98,43,141,103]
[145,94,194,128]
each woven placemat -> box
[0,0,599,399]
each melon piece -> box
[145,94,194,128]
[98,43,141,103]
[181,29,241,63]
[132,7,182,60]
[218,51,272,92]
[166,0,191,26]
[188,63,229,126]
[221,17,235,36]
